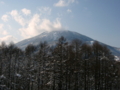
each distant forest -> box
[0,36,120,90]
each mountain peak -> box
[16,30,93,49]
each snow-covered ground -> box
[114,56,120,61]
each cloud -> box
[19,14,40,38]
[19,14,65,39]
[0,24,4,29]
[2,30,8,35]
[21,8,31,15]
[2,8,65,42]
[0,24,15,44]
[67,9,72,13]
[39,18,63,31]
[0,24,9,35]
[0,1,4,4]
[54,0,67,7]
[1,15,9,22]
[54,0,75,7]
[39,7,51,15]
[10,10,26,26]
[0,35,17,44]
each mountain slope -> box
[16,30,93,49]
[16,30,120,60]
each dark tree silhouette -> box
[0,37,119,90]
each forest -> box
[0,36,120,90]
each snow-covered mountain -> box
[16,30,93,49]
[16,30,120,60]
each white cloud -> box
[0,35,17,44]
[0,24,9,35]
[2,8,65,42]
[21,8,31,15]
[19,14,65,39]
[10,10,26,26]
[0,1,4,4]
[19,14,40,38]
[39,18,63,31]
[54,0,67,7]
[54,0,75,7]
[1,15,9,22]
[2,30,8,35]
[0,24,15,44]
[67,9,72,13]
[39,7,51,15]
[0,24,4,29]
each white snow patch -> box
[90,41,94,45]
[114,56,120,61]
[0,75,6,79]
[47,81,52,85]
[16,73,21,77]
[41,71,44,74]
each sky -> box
[0,0,120,47]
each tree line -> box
[0,36,120,90]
